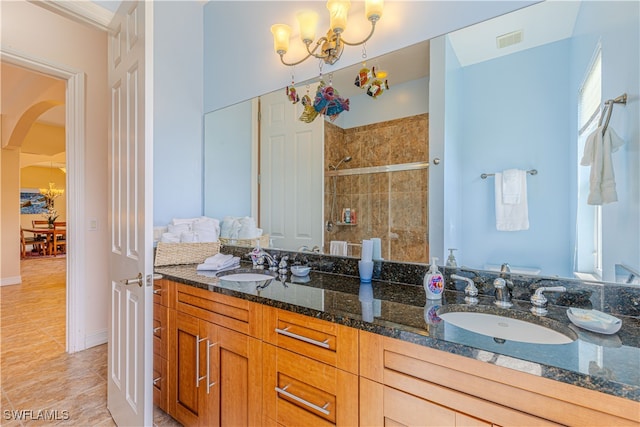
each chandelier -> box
[271,0,384,67]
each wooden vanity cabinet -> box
[167,282,262,427]
[262,306,359,427]
[359,331,639,427]
[152,278,174,412]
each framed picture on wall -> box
[20,189,46,215]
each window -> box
[575,46,602,278]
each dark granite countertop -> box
[155,263,640,402]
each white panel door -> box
[107,1,153,426]
[260,89,324,251]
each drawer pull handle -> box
[206,340,217,394]
[153,376,161,386]
[275,326,330,349]
[195,336,207,387]
[275,385,330,416]
[153,288,162,295]
[153,326,162,334]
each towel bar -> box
[481,169,537,179]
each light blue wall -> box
[452,40,573,275]
[444,0,639,278]
[153,1,204,226]
[569,1,640,281]
[203,1,537,113]
[203,100,253,219]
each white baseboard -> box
[85,329,108,349]
[1,276,21,286]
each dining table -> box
[22,227,66,256]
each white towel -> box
[580,126,625,205]
[196,254,240,271]
[330,240,348,256]
[502,169,523,204]
[160,232,180,243]
[193,217,220,242]
[495,170,529,231]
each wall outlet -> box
[89,219,98,231]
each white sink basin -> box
[438,311,575,345]
[219,273,275,282]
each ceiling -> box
[2,62,66,169]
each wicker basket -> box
[154,241,221,266]
[219,234,269,248]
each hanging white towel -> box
[495,170,529,231]
[580,126,625,205]
[502,169,523,204]
[330,240,348,256]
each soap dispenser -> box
[424,258,444,300]
[446,248,458,268]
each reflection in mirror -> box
[204,0,639,284]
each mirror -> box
[204,1,639,285]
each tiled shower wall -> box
[324,114,429,263]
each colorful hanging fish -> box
[299,94,319,123]
[313,81,349,122]
[366,79,389,98]
[286,86,300,104]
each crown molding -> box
[29,0,114,32]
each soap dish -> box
[290,265,311,277]
[566,308,622,335]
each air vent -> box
[496,30,523,49]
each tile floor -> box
[1,257,180,426]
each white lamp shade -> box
[271,24,292,54]
[365,0,383,21]
[297,10,319,43]
[327,0,351,33]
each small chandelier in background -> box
[271,0,384,67]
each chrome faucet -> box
[451,274,478,304]
[530,286,566,316]
[493,278,513,308]
[249,247,278,270]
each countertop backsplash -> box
[222,245,640,319]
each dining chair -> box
[52,222,67,256]
[20,227,45,258]
[32,220,50,228]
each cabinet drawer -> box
[263,306,358,374]
[153,279,174,308]
[175,283,262,338]
[153,353,168,412]
[153,303,169,359]
[263,344,358,427]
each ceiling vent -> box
[496,30,524,49]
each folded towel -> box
[495,170,529,231]
[160,232,180,243]
[193,217,220,242]
[197,254,240,271]
[502,169,524,204]
[580,126,625,205]
[168,223,190,235]
[330,240,348,256]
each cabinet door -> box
[170,311,215,427]
[205,326,262,427]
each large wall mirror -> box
[204,1,639,286]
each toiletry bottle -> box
[446,248,458,268]
[424,257,444,300]
[345,208,351,223]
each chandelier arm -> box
[279,38,329,67]
[339,20,377,47]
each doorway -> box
[2,47,86,353]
